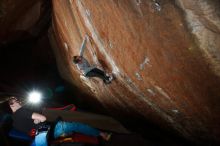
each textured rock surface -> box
[51,0,220,144]
[0,0,220,145]
[177,0,220,77]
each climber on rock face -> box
[73,35,113,84]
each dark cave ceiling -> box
[0,0,55,97]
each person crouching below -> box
[8,96,111,146]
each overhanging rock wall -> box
[51,0,220,144]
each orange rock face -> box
[51,0,220,144]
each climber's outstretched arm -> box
[79,34,89,57]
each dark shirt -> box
[12,107,36,134]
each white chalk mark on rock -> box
[64,42,69,51]
[155,85,171,100]
[136,0,141,5]
[152,0,161,12]
[135,72,142,80]
[85,9,91,17]
[140,56,150,70]
[147,89,156,96]
[172,109,179,114]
